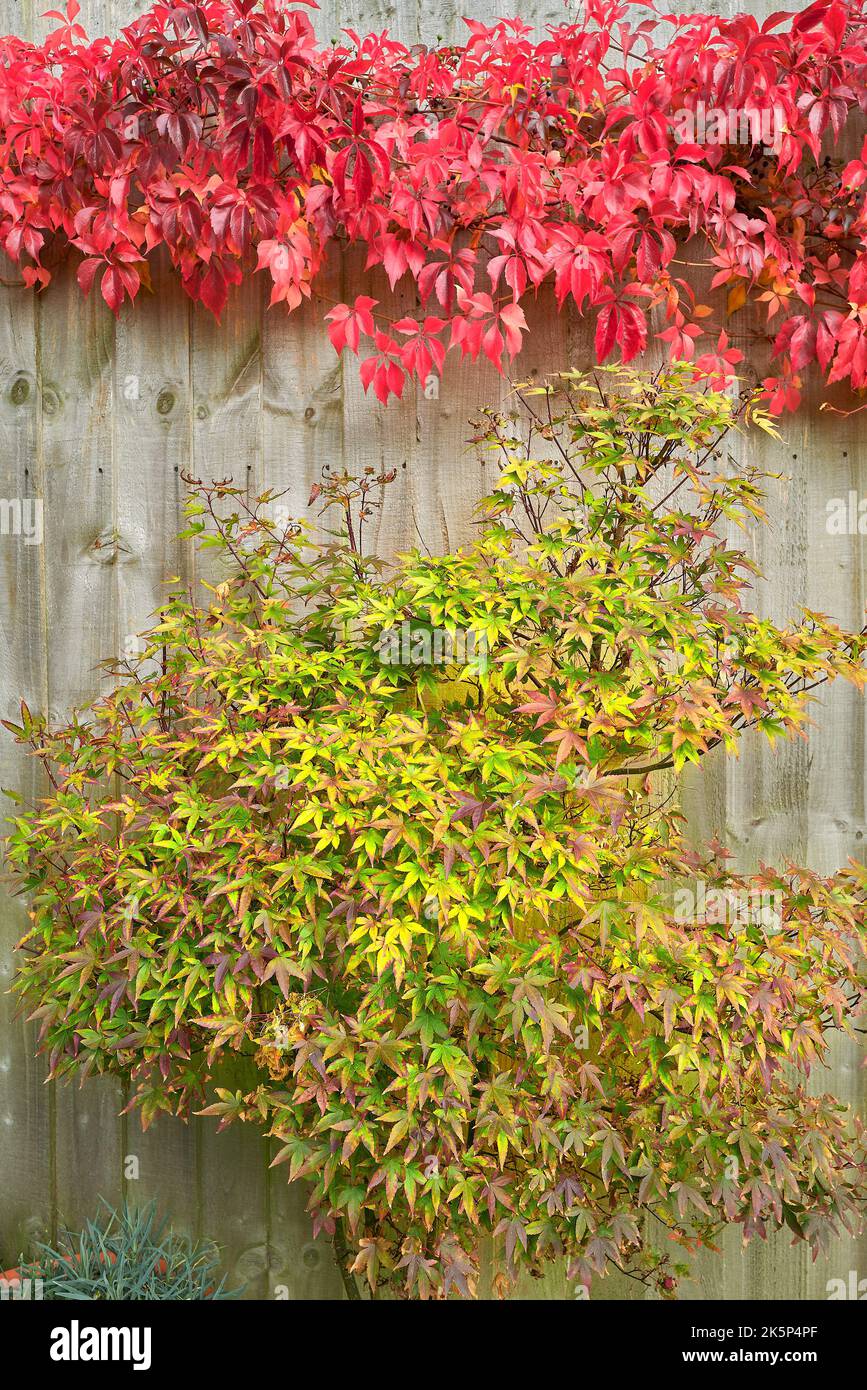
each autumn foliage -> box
[5,369,867,1298]
[3,0,867,409]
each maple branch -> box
[332,1219,362,1301]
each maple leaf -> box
[542,727,589,767]
[724,685,769,719]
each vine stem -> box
[333,1220,361,1301]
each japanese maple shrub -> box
[5,368,867,1299]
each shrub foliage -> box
[5,368,867,1298]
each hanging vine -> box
[1,0,867,410]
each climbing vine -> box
[2,0,867,408]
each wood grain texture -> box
[0,0,863,1302]
[190,276,273,1296]
[113,247,199,1228]
[38,261,126,1235]
[0,261,51,1261]
[0,1,37,42]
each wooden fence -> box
[0,0,864,1299]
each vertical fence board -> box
[798,388,867,1299]
[260,257,347,1298]
[190,277,273,1295]
[0,267,51,1263]
[261,259,344,525]
[417,0,567,47]
[0,2,37,41]
[38,264,125,1232]
[114,249,199,1228]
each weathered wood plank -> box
[0,266,51,1264]
[38,261,126,1234]
[113,247,200,1229]
[264,1142,344,1300]
[417,0,568,48]
[794,386,867,1299]
[190,275,273,1294]
[0,1,37,42]
[677,340,867,1301]
[189,281,263,579]
[260,250,349,1297]
[261,255,343,528]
